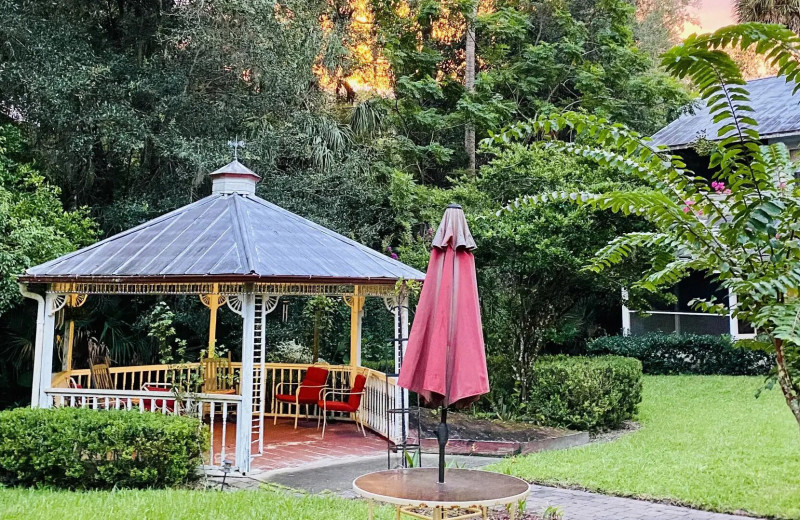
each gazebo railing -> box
[64,363,214,391]
[44,387,243,469]
[51,362,402,443]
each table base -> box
[367,502,521,520]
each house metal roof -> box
[21,175,425,284]
[651,76,800,149]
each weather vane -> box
[227,137,245,161]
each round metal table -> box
[353,468,530,520]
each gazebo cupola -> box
[210,159,260,195]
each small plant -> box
[542,505,563,520]
[403,450,421,468]
[303,296,336,363]
[267,340,314,364]
[146,302,187,365]
[488,393,525,422]
[394,278,422,301]
[505,499,528,518]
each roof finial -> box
[227,137,245,161]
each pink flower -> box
[685,199,696,206]
[697,209,703,215]
[391,253,399,260]
[724,189,731,195]
[779,182,787,189]
[683,206,691,213]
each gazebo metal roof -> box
[21,162,424,285]
[651,76,800,149]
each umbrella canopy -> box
[397,204,489,408]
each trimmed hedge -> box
[0,407,207,489]
[529,355,642,431]
[586,333,773,375]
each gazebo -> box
[18,160,424,473]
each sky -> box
[682,0,737,36]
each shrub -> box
[0,407,207,489]
[529,355,642,431]
[586,333,774,375]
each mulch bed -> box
[411,409,569,443]
[403,410,589,457]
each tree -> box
[390,144,645,409]
[464,0,478,176]
[0,124,96,399]
[369,0,690,185]
[492,23,800,433]
[0,125,96,313]
[736,0,800,33]
[634,0,698,59]
[0,1,403,371]
[0,0,341,214]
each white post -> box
[621,288,631,336]
[20,284,47,408]
[349,286,365,368]
[236,288,255,474]
[35,292,58,408]
[393,293,410,446]
[728,290,739,339]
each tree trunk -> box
[774,339,800,434]
[312,310,320,363]
[464,4,477,176]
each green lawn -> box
[490,375,800,519]
[0,487,395,520]
[1,376,798,519]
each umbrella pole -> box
[435,406,448,484]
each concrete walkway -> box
[210,455,761,520]
[526,484,759,520]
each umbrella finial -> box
[432,205,476,250]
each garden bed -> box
[410,410,589,456]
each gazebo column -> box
[236,287,256,474]
[347,286,365,368]
[63,319,75,372]
[200,283,225,358]
[61,292,86,372]
[21,285,57,409]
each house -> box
[622,76,800,338]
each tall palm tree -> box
[736,0,800,33]
[464,4,477,176]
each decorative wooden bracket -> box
[50,292,88,316]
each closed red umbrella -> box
[398,204,489,483]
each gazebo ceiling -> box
[21,161,424,285]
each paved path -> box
[210,456,761,520]
[526,484,759,520]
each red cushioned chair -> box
[317,373,367,439]
[141,383,176,414]
[273,365,329,429]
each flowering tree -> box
[489,23,800,433]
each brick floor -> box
[526,484,760,520]
[209,417,386,472]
